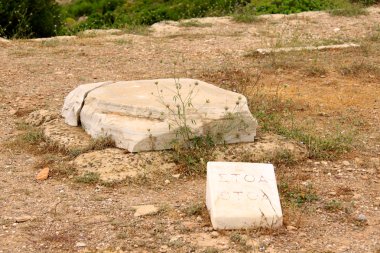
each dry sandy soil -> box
[1,7,380,253]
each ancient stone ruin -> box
[62,78,258,152]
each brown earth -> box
[0,7,380,253]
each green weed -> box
[184,202,205,216]
[324,200,343,211]
[75,172,100,184]
[329,3,368,16]
[229,232,247,246]
[178,20,212,27]
[279,182,319,207]
[88,135,115,150]
[22,128,44,145]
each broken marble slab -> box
[206,162,283,230]
[62,78,258,152]
[61,81,114,126]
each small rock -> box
[36,167,49,181]
[328,191,336,196]
[159,245,168,252]
[75,242,86,247]
[9,109,17,115]
[342,161,350,166]
[172,174,181,179]
[15,215,32,223]
[164,179,170,185]
[196,216,203,222]
[132,205,158,217]
[356,213,367,222]
[210,231,219,238]
[286,225,297,231]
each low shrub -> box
[0,0,62,38]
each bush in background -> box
[61,0,251,32]
[0,0,62,38]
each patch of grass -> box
[171,135,216,175]
[88,135,115,150]
[22,128,44,145]
[41,39,60,47]
[305,65,328,77]
[122,24,150,35]
[229,232,247,246]
[268,149,297,166]
[75,172,100,184]
[178,20,212,27]
[203,248,219,253]
[272,124,353,160]
[324,199,343,212]
[279,182,319,207]
[200,68,354,160]
[339,61,380,77]
[184,202,205,216]
[232,8,259,23]
[329,3,368,16]
[114,38,131,45]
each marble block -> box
[62,79,257,152]
[206,162,283,229]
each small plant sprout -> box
[152,78,251,174]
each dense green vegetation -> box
[0,0,61,38]
[0,0,378,38]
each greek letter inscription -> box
[216,172,271,201]
[218,173,268,183]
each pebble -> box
[75,242,86,247]
[15,215,32,223]
[211,231,219,238]
[286,225,297,231]
[356,214,367,222]
[164,179,170,185]
[36,167,49,181]
[196,216,203,222]
[131,205,158,217]
[342,161,350,166]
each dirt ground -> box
[0,6,379,253]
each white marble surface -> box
[62,78,257,152]
[206,162,283,229]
